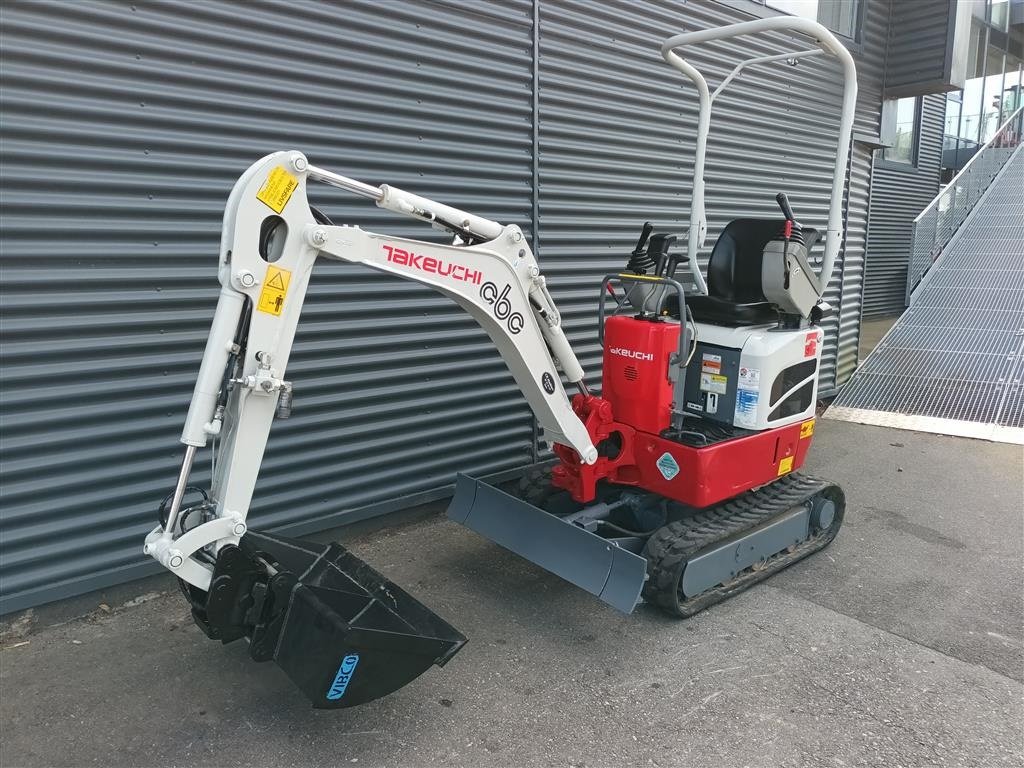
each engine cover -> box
[602,315,680,435]
[684,322,824,431]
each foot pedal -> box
[186,531,466,709]
[447,473,647,613]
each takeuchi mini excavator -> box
[144,18,857,708]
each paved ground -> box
[1,420,1022,768]
[858,315,899,361]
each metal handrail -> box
[906,106,1024,302]
[913,106,1024,223]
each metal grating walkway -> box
[828,146,1024,444]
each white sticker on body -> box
[738,366,760,389]
[734,388,759,428]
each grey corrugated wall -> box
[863,94,947,318]
[824,0,887,373]
[0,0,878,613]
[0,0,537,613]
[883,0,957,98]
[825,0,893,389]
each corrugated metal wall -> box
[863,94,947,318]
[883,0,956,98]
[854,0,889,138]
[0,0,880,613]
[0,0,537,613]
[805,0,893,391]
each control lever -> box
[665,252,684,279]
[775,192,796,223]
[632,221,654,257]
[647,233,678,276]
[655,251,669,277]
[775,192,798,289]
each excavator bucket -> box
[187,531,466,709]
[447,474,648,613]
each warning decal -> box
[257,265,292,316]
[800,419,815,439]
[700,372,728,394]
[778,456,794,476]
[256,165,298,213]
[701,353,722,374]
[738,366,760,388]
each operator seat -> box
[681,218,820,326]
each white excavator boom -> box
[144,150,597,592]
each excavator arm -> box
[141,151,598,708]
[146,150,596,591]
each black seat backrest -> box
[706,218,823,303]
[706,219,784,303]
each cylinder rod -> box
[305,165,384,202]
[163,444,198,534]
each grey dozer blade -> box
[447,473,648,613]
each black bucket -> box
[187,531,466,709]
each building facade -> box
[0,0,962,612]
[862,0,1024,317]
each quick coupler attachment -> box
[182,531,466,709]
[447,473,648,613]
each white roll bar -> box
[662,17,858,291]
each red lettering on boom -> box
[383,244,481,284]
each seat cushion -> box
[685,295,778,326]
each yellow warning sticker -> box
[800,419,815,439]
[256,166,298,213]
[778,456,794,476]
[257,265,291,316]
[699,372,728,394]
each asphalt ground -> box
[1,419,1021,767]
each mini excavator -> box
[145,18,856,708]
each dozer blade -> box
[186,531,466,709]
[447,473,648,613]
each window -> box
[881,97,920,165]
[760,1,863,41]
[989,0,1010,32]
[817,0,862,41]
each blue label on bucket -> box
[326,653,360,700]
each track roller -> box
[642,474,845,617]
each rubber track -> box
[642,473,845,617]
